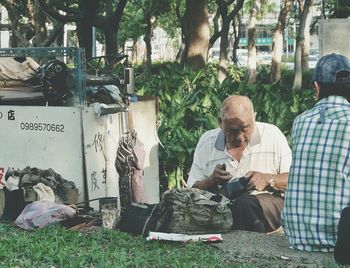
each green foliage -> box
[135,63,316,188]
[281,54,295,63]
[244,0,277,19]
[230,82,315,143]
[280,68,314,89]
[0,223,223,267]
[118,5,144,47]
[118,0,172,50]
[334,0,350,18]
[157,14,181,40]
[256,64,272,84]
[136,62,223,189]
[226,64,246,81]
[148,0,172,16]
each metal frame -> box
[0,47,87,104]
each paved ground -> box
[214,230,343,267]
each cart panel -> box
[0,106,84,201]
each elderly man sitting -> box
[187,95,291,233]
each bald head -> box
[219,95,256,148]
[220,95,255,120]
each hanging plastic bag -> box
[132,137,146,203]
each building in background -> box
[209,2,320,63]
[0,6,9,48]
[124,27,178,63]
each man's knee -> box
[233,194,259,211]
[231,194,268,232]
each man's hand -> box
[210,164,232,186]
[193,164,232,190]
[246,171,270,192]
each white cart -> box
[0,98,159,210]
[0,47,159,211]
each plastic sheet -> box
[15,200,76,230]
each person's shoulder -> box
[293,106,318,124]
[255,122,287,138]
[196,128,220,148]
[256,122,290,150]
[198,128,221,142]
[255,121,281,132]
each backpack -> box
[156,188,233,234]
[118,202,159,237]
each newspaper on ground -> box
[146,231,223,243]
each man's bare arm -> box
[192,164,232,190]
[192,175,218,190]
[246,172,289,192]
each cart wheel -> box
[41,60,70,104]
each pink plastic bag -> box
[15,200,76,230]
[132,138,146,203]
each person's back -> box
[282,53,350,252]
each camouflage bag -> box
[156,188,233,234]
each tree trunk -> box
[175,0,187,64]
[231,14,242,64]
[301,4,313,70]
[32,0,48,46]
[217,1,229,83]
[246,0,261,84]
[209,6,221,49]
[176,42,186,63]
[53,20,64,46]
[102,0,127,62]
[104,25,118,57]
[218,20,230,83]
[76,0,99,60]
[184,0,209,69]
[143,13,153,76]
[271,0,292,83]
[131,38,137,62]
[76,22,93,59]
[292,0,313,90]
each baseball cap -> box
[312,53,350,84]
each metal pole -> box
[92,27,96,57]
[293,22,296,53]
[286,27,289,57]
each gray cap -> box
[312,53,350,84]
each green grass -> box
[0,223,226,268]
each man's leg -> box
[231,193,268,232]
[231,193,283,233]
[255,193,284,232]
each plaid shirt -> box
[282,95,350,252]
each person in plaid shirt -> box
[282,53,350,252]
